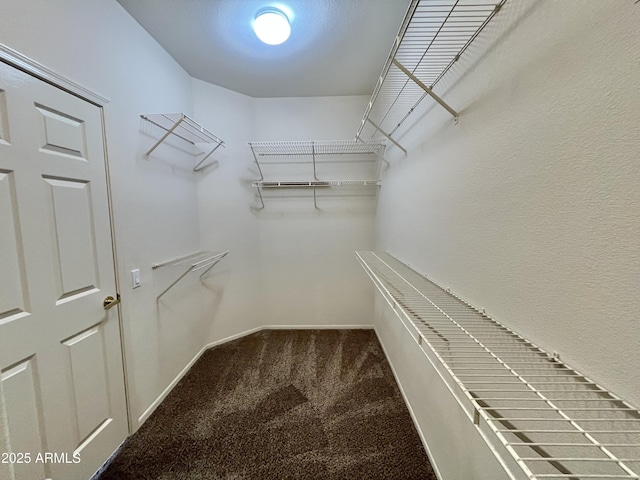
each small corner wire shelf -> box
[249,140,387,174]
[140,113,225,171]
[356,0,507,150]
[248,139,387,161]
[152,250,229,301]
[248,140,386,209]
[356,251,640,480]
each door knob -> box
[103,294,121,310]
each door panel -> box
[35,105,88,160]
[0,89,8,144]
[1,358,48,480]
[62,325,111,444]
[0,61,127,479]
[0,170,29,321]
[44,177,99,300]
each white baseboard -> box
[203,325,266,349]
[137,324,374,427]
[205,324,373,348]
[136,339,215,425]
[373,326,444,480]
[258,324,374,331]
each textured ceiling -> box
[116,0,411,98]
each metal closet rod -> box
[252,180,381,209]
[153,250,229,301]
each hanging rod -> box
[153,250,229,301]
[253,180,380,188]
[140,113,225,171]
[252,180,381,209]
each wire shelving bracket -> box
[356,251,640,480]
[357,0,507,151]
[141,113,225,171]
[153,250,229,301]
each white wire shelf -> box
[356,0,507,149]
[248,140,386,209]
[141,113,225,171]
[152,250,229,301]
[249,139,387,177]
[356,251,640,480]
[249,139,386,163]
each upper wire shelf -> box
[357,0,507,148]
[141,113,225,171]
[248,139,387,160]
[248,140,386,209]
[356,251,640,480]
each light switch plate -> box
[131,269,141,289]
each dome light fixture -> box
[253,7,291,45]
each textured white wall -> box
[5,6,637,478]
[0,0,208,429]
[192,79,264,342]
[194,91,377,337]
[253,96,377,328]
[253,96,368,140]
[375,0,640,407]
[0,0,383,436]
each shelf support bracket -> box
[392,59,459,123]
[144,115,184,158]
[154,251,229,302]
[254,184,265,210]
[141,114,225,171]
[366,118,407,156]
[312,141,318,180]
[193,142,223,172]
[355,135,389,167]
[196,256,226,280]
[250,145,265,181]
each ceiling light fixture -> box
[253,7,291,45]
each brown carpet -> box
[97,329,437,479]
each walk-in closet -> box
[1,1,638,479]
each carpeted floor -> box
[98,329,437,479]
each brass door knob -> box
[103,294,121,310]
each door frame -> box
[0,42,132,434]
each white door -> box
[0,61,128,480]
